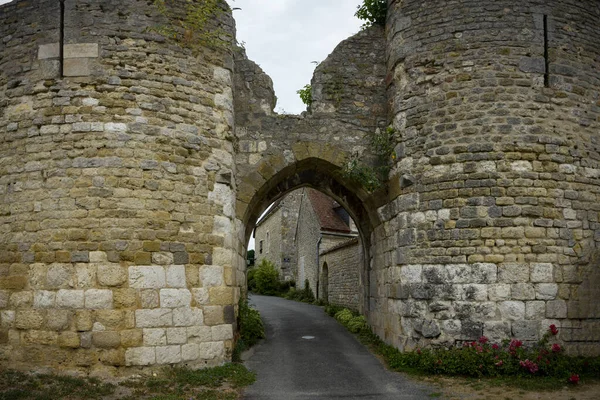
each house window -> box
[259,240,263,254]
[266,232,270,253]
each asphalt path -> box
[243,295,436,399]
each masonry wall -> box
[372,0,600,354]
[0,0,239,374]
[320,238,361,310]
[254,206,283,272]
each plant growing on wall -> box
[355,0,387,28]
[343,126,396,192]
[151,0,234,51]
[297,84,313,107]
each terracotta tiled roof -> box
[306,189,351,233]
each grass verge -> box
[0,363,255,400]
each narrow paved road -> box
[243,295,435,399]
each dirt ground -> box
[421,376,600,400]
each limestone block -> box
[446,265,473,283]
[182,343,200,361]
[125,347,156,366]
[47,264,75,288]
[143,328,167,346]
[498,263,529,283]
[15,310,44,329]
[400,265,422,283]
[97,265,126,287]
[536,283,558,300]
[173,307,203,327]
[80,332,92,348]
[512,321,539,341]
[22,330,58,345]
[199,265,224,288]
[211,325,233,341]
[441,319,461,336]
[0,291,8,308]
[167,327,187,344]
[546,300,567,318]
[85,289,113,309]
[461,284,487,301]
[160,289,192,308]
[58,332,80,348]
[188,326,212,342]
[56,290,84,309]
[472,263,497,283]
[498,301,525,321]
[47,310,70,331]
[141,290,160,308]
[208,287,234,305]
[152,252,174,265]
[89,251,108,263]
[33,291,55,309]
[488,284,511,301]
[121,329,143,347]
[203,306,224,326]
[212,248,233,267]
[38,43,60,59]
[113,289,137,308]
[93,331,121,348]
[129,266,166,289]
[135,308,172,328]
[483,321,510,343]
[197,341,224,360]
[64,43,99,58]
[525,301,546,320]
[511,284,535,300]
[1,311,15,328]
[156,345,181,364]
[530,263,554,283]
[10,291,32,308]
[166,265,186,288]
[76,265,96,288]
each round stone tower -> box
[0,0,239,374]
[376,0,600,354]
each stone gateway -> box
[0,0,599,375]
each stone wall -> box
[296,190,322,294]
[372,0,600,354]
[0,0,239,374]
[320,238,361,310]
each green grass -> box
[0,363,255,400]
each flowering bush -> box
[385,325,600,384]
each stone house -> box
[255,188,361,308]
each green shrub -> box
[233,298,265,361]
[247,267,257,292]
[347,315,368,333]
[355,0,387,28]
[252,259,280,295]
[284,281,315,303]
[334,309,354,325]
[324,304,344,317]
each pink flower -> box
[492,343,500,350]
[509,339,523,354]
[549,324,559,335]
[478,336,489,344]
[568,374,580,384]
[416,348,421,354]
[519,359,539,374]
[552,343,561,353]
[495,360,503,367]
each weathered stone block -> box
[498,263,529,283]
[208,287,234,305]
[197,342,224,360]
[173,307,203,327]
[129,266,165,289]
[97,265,126,287]
[512,321,539,341]
[166,265,186,288]
[546,300,567,319]
[85,289,113,309]
[536,283,558,300]
[143,328,166,346]
[511,283,535,300]
[58,332,80,348]
[15,310,44,329]
[152,252,174,265]
[483,321,510,343]
[211,324,233,341]
[47,309,70,331]
[181,343,200,361]
[530,263,554,283]
[125,347,156,366]
[120,329,143,347]
[64,43,99,58]
[166,327,187,344]
[93,331,121,348]
[56,290,84,309]
[160,289,192,308]
[199,265,224,288]
[135,308,172,328]
[498,301,525,321]
[33,291,55,308]
[488,284,511,301]
[156,345,181,364]
[141,290,160,308]
[47,265,74,288]
[525,301,546,320]
[38,43,60,59]
[400,265,422,283]
[187,326,212,342]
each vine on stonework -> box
[150,0,234,51]
[343,126,396,192]
[355,0,387,28]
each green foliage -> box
[334,308,355,325]
[355,0,387,28]
[250,259,281,295]
[297,84,313,107]
[151,0,233,51]
[346,315,368,333]
[284,280,315,303]
[246,249,255,266]
[343,126,396,192]
[324,304,345,317]
[238,299,265,349]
